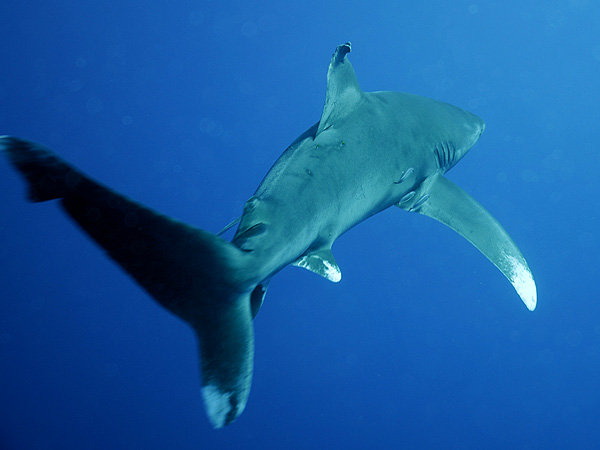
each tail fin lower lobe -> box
[1,136,255,428]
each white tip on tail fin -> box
[202,384,249,429]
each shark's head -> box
[431,104,485,174]
[462,112,486,152]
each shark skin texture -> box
[0,42,536,428]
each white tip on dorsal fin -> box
[317,42,362,136]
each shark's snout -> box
[478,120,486,137]
[467,115,485,150]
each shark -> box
[1,42,536,428]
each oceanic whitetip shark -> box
[1,42,536,428]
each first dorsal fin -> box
[317,42,362,135]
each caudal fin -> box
[1,136,256,427]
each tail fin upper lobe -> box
[1,136,255,428]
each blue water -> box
[1,1,599,449]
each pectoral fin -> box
[293,249,342,283]
[399,174,537,311]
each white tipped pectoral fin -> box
[505,255,537,311]
[293,248,342,283]
[401,174,537,310]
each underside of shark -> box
[1,42,536,428]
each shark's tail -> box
[0,136,260,428]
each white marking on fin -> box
[293,249,341,282]
[401,174,537,310]
[202,385,236,429]
[322,259,342,282]
[506,255,537,311]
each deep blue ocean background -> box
[1,1,599,449]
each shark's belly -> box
[236,154,417,279]
[234,106,439,279]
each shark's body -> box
[1,43,536,428]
